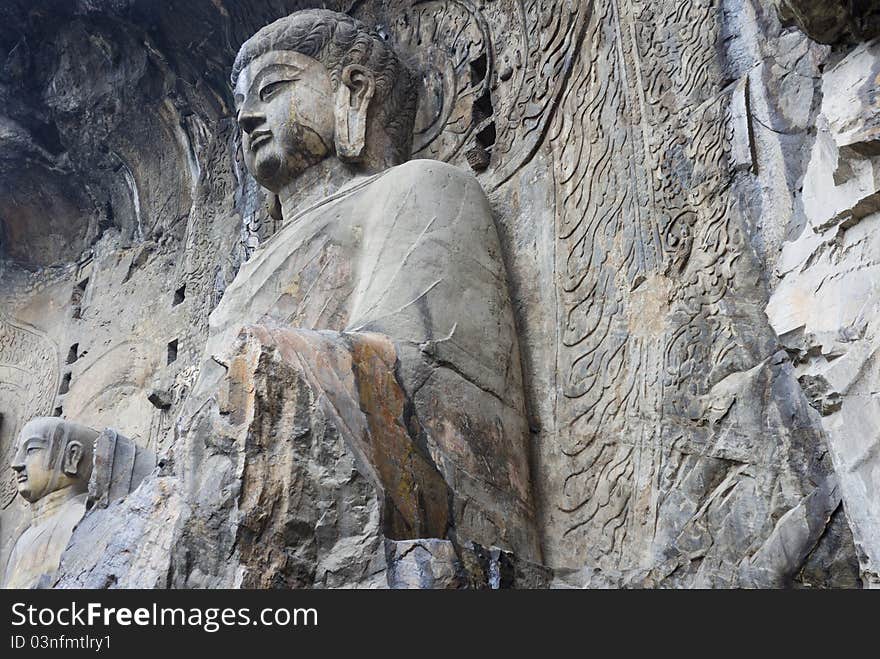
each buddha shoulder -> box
[375,159,491,219]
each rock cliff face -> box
[772,0,880,44]
[1,0,879,588]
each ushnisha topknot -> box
[232,9,417,164]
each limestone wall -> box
[1,0,878,587]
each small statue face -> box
[10,419,84,504]
[10,428,55,503]
[235,50,335,192]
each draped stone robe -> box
[185,158,541,582]
[3,489,87,589]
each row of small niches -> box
[168,283,185,365]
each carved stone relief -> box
[0,315,60,509]
[2,417,154,588]
[1,0,877,588]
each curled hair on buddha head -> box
[232,9,417,165]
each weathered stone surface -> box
[769,0,880,44]
[53,326,530,588]
[385,540,554,589]
[793,503,863,588]
[3,0,880,589]
[2,418,153,588]
[88,427,156,509]
[767,36,880,587]
[55,475,184,589]
[386,539,466,589]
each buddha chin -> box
[252,149,284,190]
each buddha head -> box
[10,417,96,504]
[231,10,417,195]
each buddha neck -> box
[277,159,361,223]
[30,486,84,525]
[276,154,395,223]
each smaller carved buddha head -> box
[10,418,96,504]
[232,9,417,193]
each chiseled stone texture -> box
[3,0,880,588]
[767,36,880,587]
[0,0,339,579]
[531,0,861,588]
[386,540,467,589]
[53,326,541,589]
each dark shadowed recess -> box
[0,0,354,269]
[773,0,880,44]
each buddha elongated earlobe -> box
[334,65,375,162]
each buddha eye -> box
[259,80,290,102]
[26,446,40,454]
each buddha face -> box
[10,419,86,503]
[235,51,336,192]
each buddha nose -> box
[237,107,265,134]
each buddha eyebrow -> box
[248,63,303,95]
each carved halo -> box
[357,0,580,189]
[382,0,494,163]
[0,315,61,509]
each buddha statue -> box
[184,9,541,577]
[3,417,96,589]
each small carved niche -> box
[66,343,79,364]
[173,284,186,307]
[167,339,178,365]
[58,372,71,395]
[52,406,63,417]
[467,72,495,172]
[476,120,496,151]
[71,278,89,319]
[470,53,488,86]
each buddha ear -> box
[334,64,375,163]
[62,440,83,477]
